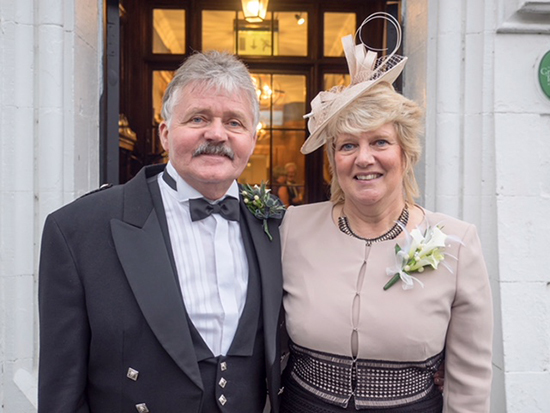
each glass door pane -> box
[236,12,277,56]
[275,12,307,56]
[242,73,306,205]
[153,9,186,54]
[235,11,308,56]
[152,70,175,162]
[272,130,306,206]
[324,12,355,56]
[202,10,236,53]
[324,73,350,90]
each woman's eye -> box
[340,143,356,151]
[374,139,390,147]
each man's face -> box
[159,84,257,199]
[286,166,296,182]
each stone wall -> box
[0,0,101,410]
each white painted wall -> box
[404,0,550,411]
[494,1,550,409]
[0,0,101,410]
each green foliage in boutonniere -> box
[384,224,457,291]
[241,182,285,241]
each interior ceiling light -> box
[295,13,305,25]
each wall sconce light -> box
[295,13,305,25]
[241,0,269,23]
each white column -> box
[0,0,101,410]
[404,0,505,410]
[0,0,38,411]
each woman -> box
[280,14,493,413]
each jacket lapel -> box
[110,165,203,391]
[238,199,283,369]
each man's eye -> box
[191,117,204,123]
[228,120,243,127]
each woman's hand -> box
[434,362,445,393]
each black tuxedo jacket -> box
[38,164,283,412]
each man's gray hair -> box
[161,51,260,127]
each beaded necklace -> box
[338,205,409,246]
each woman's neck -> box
[341,197,407,240]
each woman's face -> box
[334,123,404,208]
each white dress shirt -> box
[158,162,249,356]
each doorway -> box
[115,0,400,203]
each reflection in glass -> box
[237,12,276,56]
[153,9,185,54]
[242,74,306,198]
[202,10,236,53]
[324,12,355,56]
[271,130,306,206]
[236,11,307,56]
[152,71,174,124]
[152,70,175,161]
[273,74,306,128]
[324,73,351,91]
[276,12,307,56]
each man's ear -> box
[159,121,169,152]
[249,131,258,157]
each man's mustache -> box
[193,143,235,160]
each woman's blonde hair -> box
[324,82,423,205]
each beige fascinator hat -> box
[301,12,407,155]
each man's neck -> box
[196,185,233,201]
[165,162,236,201]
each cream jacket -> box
[281,201,493,413]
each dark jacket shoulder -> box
[48,164,165,224]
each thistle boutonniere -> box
[241,182,285,241]
[384,224,457,291]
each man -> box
[283,162,303,206]
[38,51,283,412]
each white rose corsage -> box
[384,224,460,291]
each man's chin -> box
[193,169,241,185]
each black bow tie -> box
[163,169,240,222]
[189,197,240,222]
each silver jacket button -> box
[127,367,139,381]
[135,403,149,412]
